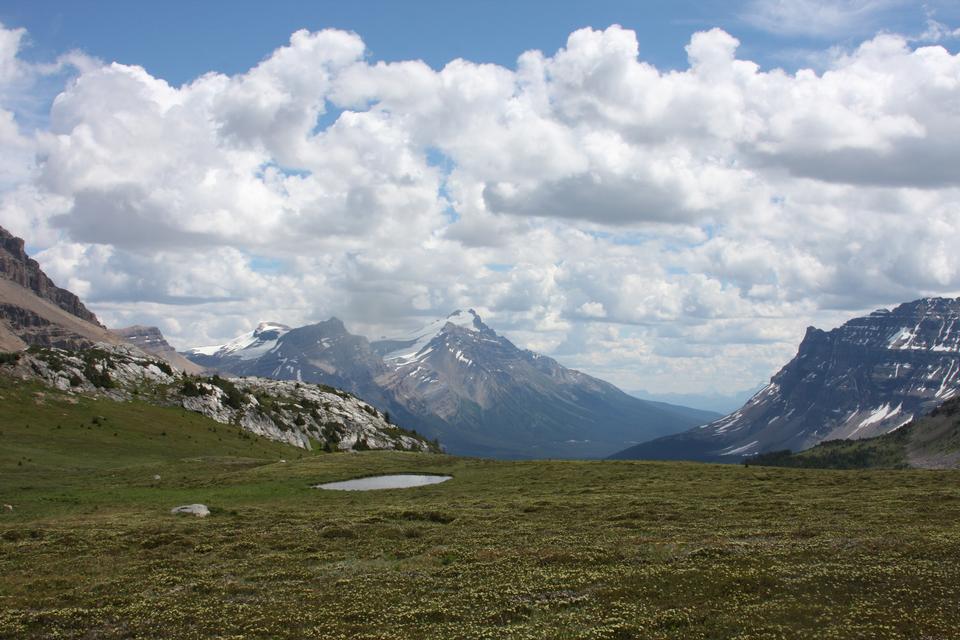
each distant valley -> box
[627,388,760,416]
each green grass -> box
[747,436,910,469]
[2,377,960,639]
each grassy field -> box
[2,377,960,639]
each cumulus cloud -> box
[1,19,959,394]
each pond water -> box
[314,474,453,491]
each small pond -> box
[314,474,453,491]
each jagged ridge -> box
[0,225,120,351]
[613,297,960,462]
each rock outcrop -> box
[171,504,210,517]
[1,344,437,453]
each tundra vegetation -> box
[1,376,959,639]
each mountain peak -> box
[255,321,290,335]
[113,325,204,374]
[189,322,291,359]
[321,317,347,331]
[444,308,486,332]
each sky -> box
[0,0,958,395]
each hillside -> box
[0,375,301,477]
[2,399,960,639]
[748,396,960,470]
[0,345,437,454]
[613,298,960,462]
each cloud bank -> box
[0,21,959,394]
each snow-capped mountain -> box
[185,309,716,458]
[188,318,392,406]
[187,322,291,363]
[612,298,960,462]
[371,309,716,457]
[375,309,486,364]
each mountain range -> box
[5,221,960,466]
[184,309,718,458]
[613,298,960,462]
[0,224,714,459]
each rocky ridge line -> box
[0,225,101,325]
[1,343,437,453]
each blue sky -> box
[1,1,959,395]
[5,1,956,84]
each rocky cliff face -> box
[1,344,436,453]
[613,298,960,462]
[113,325,204,374]
[186,310,716,458]
[0,226,101,325]
[0,225,121,351]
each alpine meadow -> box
[2,1,960,638]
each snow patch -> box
[721,440,760,456]
[848,402,903,437]
[887,326,917,349]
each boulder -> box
[170,504,210,517]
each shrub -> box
[152,360,173,376]
[181,378,202,397]
[210,375,246,410]
[83,361,114,389]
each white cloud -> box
[914,18,960,42]
[0,20,959,395]
[742,0,907,38]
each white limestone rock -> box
[171,504,210,517]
